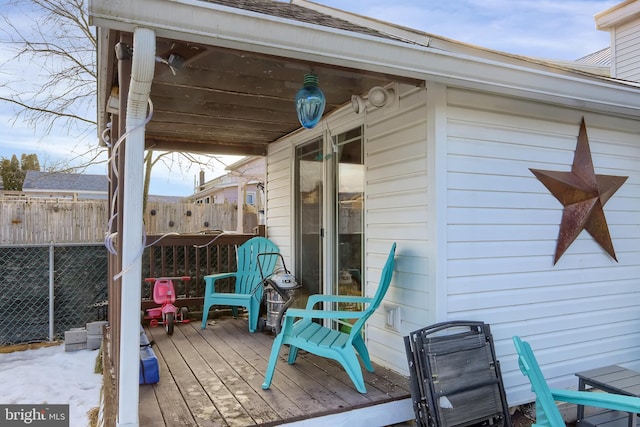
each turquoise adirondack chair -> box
[513,336,640,426]
[201,237,279,332]
[262,243,396,394]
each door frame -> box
[291,113,365,298]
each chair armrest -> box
[550,388,640,413]
[284,308,366,320]
[305,294,373,309]
[203,272,236,293]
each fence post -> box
[49,242,55,342]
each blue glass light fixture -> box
[295,73,326,129]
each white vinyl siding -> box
[266,83,431,376]
[364,84,429,374]
[265,141,294,261]
[613,19,640,81]
[445,87,640,405]
[265,81,640,407]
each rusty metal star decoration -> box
[530,118,628,264]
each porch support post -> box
[237,179,246,232]
[117,27,155,427]
[49,242,54,342]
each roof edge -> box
[89,0,640,119]
[595,0,640,30]
[291,0,432,46]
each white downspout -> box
[118,27,155,427]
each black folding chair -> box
[404,321,511,427]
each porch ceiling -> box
[105,33,417,157]
[93,0,640,159]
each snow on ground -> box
[0,344,102,427]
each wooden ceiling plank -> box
[148,123,286,140]
[145,138,267,156]
[150,110,294,131]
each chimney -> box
[199,170,205,189]
[595,0,640,82]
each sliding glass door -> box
[294,127,364,313]
[333,128,364,320]
[295,138,324,303]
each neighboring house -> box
[191,156,265,208]
[576,46,612,68]
[190,156,266,232]
[596,0,640,82]
[22,171,108,200]
[21,171,183,203]
[89,0,640,423]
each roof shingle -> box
[204,0,400,41]
[22,171,108,193]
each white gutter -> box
[595,0,640,30]
[118,27,155,427]
[89,0,640,118]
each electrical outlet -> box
[384,304,401,332]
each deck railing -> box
[140,232,258,309]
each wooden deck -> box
[139,318,412,426]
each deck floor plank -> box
[215,318,408,416]
[210,321,358,417]
[139,383,166,427]
[225,316,409,401]
[181,321,289,425]
[204,318,346,416]
[139,318,410,426]
[214,317,357,413]
[161,323,264,426]
[192,322,308,421]
[148,325,231,426]
[221,318,379,405]
[144,328,200,426]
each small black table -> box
[575,365,640,427]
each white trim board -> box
[281,398,414,427]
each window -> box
[246,192,255,205]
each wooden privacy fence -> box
[144,201,236,234]
[0,196,240,244]
[1,198,108,244]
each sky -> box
[0,0,618,197]
[0,344,102,427]
[313,0,617,61]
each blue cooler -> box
[139,326,159,385]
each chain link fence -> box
[0,243,108,345]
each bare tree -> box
[0,0,96,138]
[143,149,232,207]
[0,0,230,199]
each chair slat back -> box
[512,336,565,426]
[235,237,279,294]
[349,243,396,339]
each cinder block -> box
[65,341,87,352]
[87,335,102,350]
[86,321,108,336]
[64,328,87,344]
